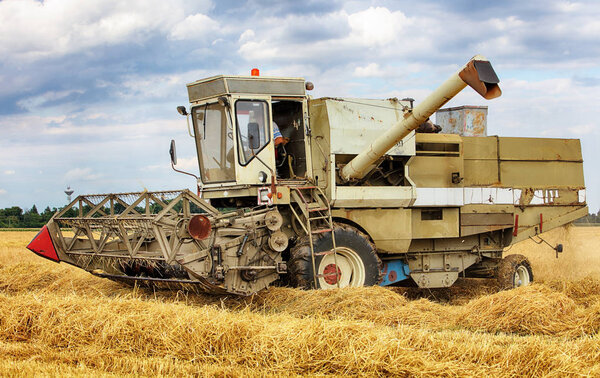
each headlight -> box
[258,171,268,183]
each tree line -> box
[574,210,600,224]
[0,201,205,228]
[0,205,57,228]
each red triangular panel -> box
[26,225,59,262]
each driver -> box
[273,121,288,146]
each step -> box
[316,272,340,279]
[311,228,332,234]
[308,206,328,212]
[308,215,329,221]
[314,250,337,256]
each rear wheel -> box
[288,224,382,289]
[496,254,533,289]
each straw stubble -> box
[0,228,599,376]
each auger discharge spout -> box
[340,54,502,181]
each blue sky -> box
[0,0,598,213]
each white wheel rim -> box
[317,247,366,289]
[514,265,530,287]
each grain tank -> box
[27,55,587,295]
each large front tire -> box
[496,254,534,290]
[288,224,382,289]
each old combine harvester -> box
[28,55,587,295]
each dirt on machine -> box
[27,55,588,295]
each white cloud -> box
[555,2,583,12]
[239,29,255,43]
[4,170,15,175]
[169,13,220,41]
[238,39,280,61]
[17,89,84,111]
[116,69,209,99]
[353,63,383,78]
[0,189,6,195]
[0,0,189,62]
[568,124,597,135]
[64,167,102,182]
[146,156,197,171]
[347,7,409,46]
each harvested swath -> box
[543,277,600,306]
[0,261,228,308]
[395,277,500,305]
[1,292,600,376]
[456,284,600,337]
[252,286,463,330]
[0,262,124,296]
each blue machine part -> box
[379,259,411,286]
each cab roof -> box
[187,75,306,103]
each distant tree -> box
[574,211,600,224]
[4,206,23,217]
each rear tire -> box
[496,254,533,290]
[288,224,382,289]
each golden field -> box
[0,226,599,377]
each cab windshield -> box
[192,103,235,183]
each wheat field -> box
[0,226,599,376]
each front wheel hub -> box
[317,247,366,289]
[322,263,341,285]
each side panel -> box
[498,137,584,188]
[411,208,459,239]
[463,136,499,186]
[500,161,585,188]
[331,208,412,253]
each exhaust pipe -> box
[340,54,501,181]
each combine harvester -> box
[27,55,587,295]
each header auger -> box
[28,55,587,295]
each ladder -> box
[289,186,340,288]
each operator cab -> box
[178,74,312,204]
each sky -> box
[0,0,598,213]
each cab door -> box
[232,95,276,185]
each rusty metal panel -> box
[435,106,487,136]
[324,98,416,156]
[462,136,497,159]
[333,186,414,208]
[407,156,464,187]
[460,225,510,237]
[188,77,227,102]
[331,208,412,253]
[411,208,459,239]
[460,210,513,237]
[500,161,585,187]
[461,213,513,226]
[463,160,498,186]
[187,75,306,102]
[227,78,305,96]
[498,137,583,161]
[461,204,514,213]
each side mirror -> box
[247,122,261,150]
[169,139,177,165]
[555,244,563,253]
[177,106,188,116]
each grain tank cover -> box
[186,75,306,103]
[317,97,416,156]
[436,106,488,136]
